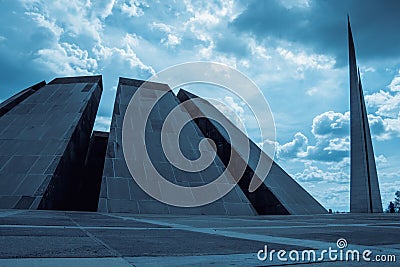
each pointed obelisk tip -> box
[347,15,355,57]
[347,15,352,31]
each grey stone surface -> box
[348,19,383,213]
[0,210,399,266]
[177,89,327,215]
[0,81,45,117]
[98,77,255,215]
[0,76,103,210]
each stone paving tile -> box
[0,236,115,258]
[86,228,307,257]
[0,227,87,237]
[0,214,75,226]
[0,210,399,266]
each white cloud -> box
[277,132,308,158]
[36,42,98,75]
[93,116,112,132]
[184,0,240,20]
[289,159,351,211]
[181,0,244,59]
[275,111,350,162]
[327,157,350,171]
[366,72,400,118]
[366,90,400,118]
[93,34,155,76]
[312,111,349,137]
[24,11,64,38]
[162,34,181,47]
[0,36,6,42]
[209,96,246,132]
[223,96,245,116]
[365,90,392,109]
[388,72,400,92]
[376,154,388,166]
[360,66,376,73]
[306,87,318,96]
[364,74,400,139]
[120,0,145,17]
[277,47,336,70]
[21,0,155,78]
[150,22,182,47]
[26,0,103,41]
[275,71,400,212]
[325,137,349,151]
[94,0,117,19]
[295,162,399,212]
[305,137,349,162]
[279,0,311,9]
[150,22,173,33]
[276,107,399,162]
[294,161,348,183]
[123,33,139,48]
[307,181,349,212]
[367,114,391,140]
[249,39,271,60]
[300,111,350,161]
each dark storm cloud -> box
[232,0,400,66]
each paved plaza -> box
[0,209,399,266]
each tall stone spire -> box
[348,17,382,213]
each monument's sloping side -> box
[98,78,255,215]
[0,76,102,210]
[348,19,382,213]
[0,81,46,117]
[177,89,327,215]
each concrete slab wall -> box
[0,76,102,210]
[0,81,46,117]
[177,89,327,215]
[98,78,255,215]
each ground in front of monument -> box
[0,210,399,266]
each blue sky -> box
[1,0,399,211]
